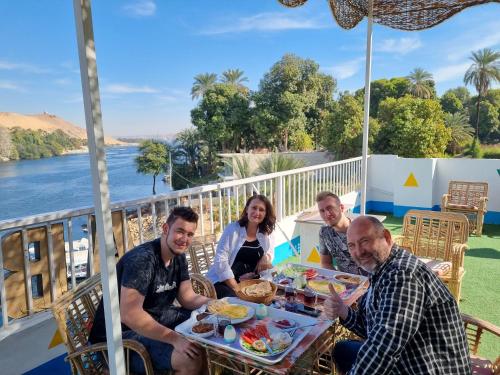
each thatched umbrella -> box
[278,0,498,214]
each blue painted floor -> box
[23,354,71,375]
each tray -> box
[175,297,318,365]
[272,263,369,300]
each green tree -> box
[440,91,463,114]
[0,127,13,160]
[175,128,204,173]
[447,87,471,108]
[406,68,435,99]
[444,112,474,155]
[191,73,217,100]
[374,96,451,158]
[355,77,410,118]
[468,99,500,143]
[191,83,251,169]
[464,48,500,141]
[254,54,336,151]
[289,129,314,151]
[221,69,249,92]
[257,153,304,174]
[135,140,169,195]
[324,94,380,159]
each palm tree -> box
[257,153,304,174]
[463,48,500,141]
[175,128,204,173]
[444,112,474,155]
[221,69,248,86]
[406,68,434,99]
[191,73,217,100]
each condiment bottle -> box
[223,324,237,343]
[256,303,268,319]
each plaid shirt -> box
[319,225,368,276]
[341,245,471,375]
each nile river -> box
[0,146,172,221]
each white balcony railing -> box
[0,156,362,329]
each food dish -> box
[207,298,255,324]
[240,280,273,297]
[307,280,346,295]
[191,322,215,338]
[334,274,362,285]
[272,318,296,329]
[240,324,292,357]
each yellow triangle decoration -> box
[307,246,321,263]
[48,329,64,349]
[404,173,419,187]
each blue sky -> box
[0,0,499,137]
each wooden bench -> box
[394,210,469,302]
[442,180,488,236]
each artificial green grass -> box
[383,215,500,361]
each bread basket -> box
[234,279,277,305]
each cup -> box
[217,317,231,337]
[284,286,297,312]
[303,287,317,307]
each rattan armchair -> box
[462,313,500,375]
[442,181,488,236]
[51,274,156,375]
[191,273,217,299]
[188,234,217,275]
[394,210,469,302]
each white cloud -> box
[447,27,500,61]
[323,58,365,80]
[123,0,156,17]
[54,78,71,86]
[102,84,160,94]
[0,59,50,74]
[201,12,328,35]
[376,37,422,55]
[433,62,470,83]
[0,81,24,91]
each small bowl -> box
[191,321,215,338]
[272,318,296,329]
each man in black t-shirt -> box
[90,207,212,375]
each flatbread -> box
[207,299,249,319]
[307,280,346,295]
[241,281,272,297]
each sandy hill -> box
[0,112,124,145]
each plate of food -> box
[307,280,346,296]
[190,321,215,338]
[240,323,293,357]
[334,274,362,286]
[272,318,296,329]
[207,298,255,324]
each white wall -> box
[366,155,499,222]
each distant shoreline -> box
[0,143,138,163]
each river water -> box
[0,146,172,222]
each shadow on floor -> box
[465,248,500,260]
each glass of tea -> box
[303,287,317,308]
[217,317,231,337]
[284,286,297,312]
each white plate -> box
[239,337,290,357]
[190,322,215,338]
[202,299,255,325]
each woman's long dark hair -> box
[238,194,276,235]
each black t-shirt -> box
[231,239,264,281]
[89,238,190,343]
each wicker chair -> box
[442,181,488,236]
[462,313,500,375]
[394,210,469,302]
[188,234,217,275]
[51,274,156,374]
[191,273,217,299]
